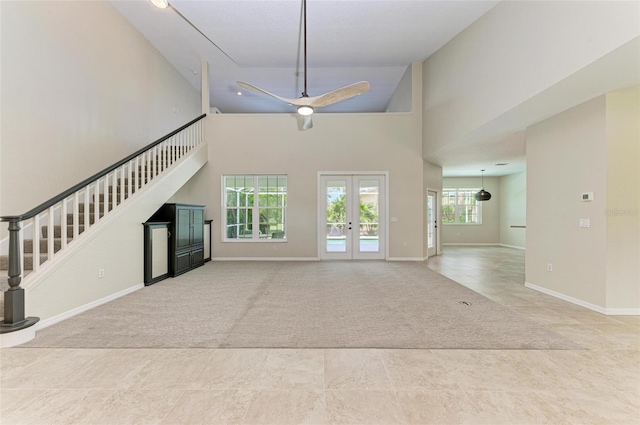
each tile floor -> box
[1,246,638,424]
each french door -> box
[427,190,438,258]
[319,174,386,260]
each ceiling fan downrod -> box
[302,0,308,98]
[297,0,314,117]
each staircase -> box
[1,179,134,282]
[0,186,117,284]
[0,170,152,322]
[0,115,206,327]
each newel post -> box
[1,217,39,333]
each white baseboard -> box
[213,257,427,262]
[605,308,640,315]
[525,281,606,314]
[387,257,425,261]
[525,282,607,314]
[443,243,500,246]
[499,244,525,251]
[35,284,144,331]
[212,257,319,261]
[525,281,639,315]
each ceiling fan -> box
[237,0,370,130]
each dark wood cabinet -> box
[145,203,205,283]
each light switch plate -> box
[579,219,590,228]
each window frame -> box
[222,174,288,242]
[441,187,483,225]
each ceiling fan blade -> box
[306,81,370,109]
[302,115,313,130]
[237,81,298,105]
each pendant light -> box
[475,169,492,201]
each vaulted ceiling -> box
[112,0,499,114]
[111,1,638,178]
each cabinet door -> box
[192,208,204,245]
[191,247,204,267]
[176,207,192,250]
[143,223,169,285]
[175,250,192,275]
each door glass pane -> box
[326,180,347,252]
[177,208,191,249]
[359,180,379,253]
[427,194,434,248]
[192,209,204,244]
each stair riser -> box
[78,203,111,214]
[41,225,85,239]
[65,214,98,225]
[23,239,64,254]
[107,188,133,196]
[96,194,125,202]
[116,179,149,186]
[0,254,47,271]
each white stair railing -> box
[0,114,206,333]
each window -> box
[442,188,482,224]
[224,175,287,241]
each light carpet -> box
[24,261,582,349]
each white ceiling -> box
[112,0,499,114]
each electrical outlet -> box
[402,242,407,247]
[98,269,105,278]
[547,263,553,272]
[272,245,277,251]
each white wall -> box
[499,172,526,249]
[605,91,640,311]
[0,1,201,217]
[385,65,412,113]
[527,92,640,313]
[441,177,500,245]
[186,110,424,260]
[526,96,608,309]
[422,1,639,158]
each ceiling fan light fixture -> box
[297,105,314,116]
[150,0,169,9]
[151,0,169,9]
